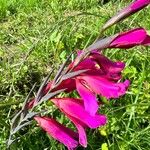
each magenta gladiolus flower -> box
[51,98,107,147]
[88,28,150,51]
[110,28,150,48]
[68,51,130,115]
[27,50,130,116]
[34,116,79,150]
[28,50,130,116]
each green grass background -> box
[0,0,150,149]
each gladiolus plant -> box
[8,1,150,149]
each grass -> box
[0,0,150,149]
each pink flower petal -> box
[90,52,125,80]
[76,79,98,116]
[34,116,78,150]
[81,75,130,99]
[110,28,150,48]
[91,53,125,73]
[67,114,87,148]
[143,35,150,45]
[51,98,107,129]
[68,57,97,73]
